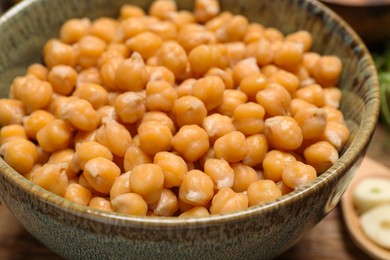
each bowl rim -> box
[0,0,380,228]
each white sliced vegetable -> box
[361,204,390,249]
[353,177,390,213]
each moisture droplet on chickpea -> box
[0,0,348,217]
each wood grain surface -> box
[2,125,388,260]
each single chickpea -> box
[210,187,248,214]
[194,0,220,23]
[115,52,148,92]
[320,121,350,152]
[149,188,179,217]
[247,180,282,206]
[149,0,177,20]
[118,17,148,41]
[138,121,173,156]
[119,4,145,20]
[145,80,178,112]
[36,119,73,153]
[90,17,120,43]
[273,41,304,70]
[290,98,317,117]
[263,27,284,42]
[294,107,327,140]
[243,22,265,44]
[147,66,176,86]
[73,82,108,110]
[202,113,235,143]
[95,118,132,157]
[60,98,101,131]
[88,197,113,212]
[172,124,210,162]
[245,39,273,67]
[173,96,207,127]
[302,52,321,77]
[214,131,248,163]
[243,134,268,167]
[262,150,297,182]
[261,64,280,78]
[110,171,132,200]
[167,10,196,28]
[77,67,103,86]
[232,57,260,86]
[304,141,339,174]
[269,70,300,94]
[100,56,124,91]
[77,35,107,68]
[15,77,53,113]
[232,102,265,135]
[0,138,39,175]
[177,24,216,53]
[204,158,234,190]
[139,111,176,135]
[313,55,343,87]
[282,161,317,189]
[83,157,121,195]
[323,87,342,108]
[23,110,55,140]
[175,78,196,98]
[179,169,214,206]
[31,163,69,196]
[0,124,28,145]
[126,31,162,59]
[44,39,77,68]
[48,65,78,96]
[106,42,131,58]
[224,42,246,66]
[255,82,291,117]
[264,116,303,151]
[129,163,164,204]
[114,91,146,124]
[216,15,249,42]
[71,141,113,173]
[294,84,325,107]
[156,41,188,79]
[64,183,92,206]
[60,18,91,44]
[148,20,178,40]
[322,105,345,124]
[192,75,225,111]
[27,63,49,81]
[206,67,234,90]
[179,206,210,218]
[217,89,248,117]
[154,151,187,188]
[231,163,259,193]
[239,72,268,101]
[205,11,233,32]
[111,193,148,216]
[48,148,78,179]
[189,44,223,78]
[285,30,313,52]
[123,146,152,172]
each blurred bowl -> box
[0,0,380,259]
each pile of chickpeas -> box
[0,0,349,217]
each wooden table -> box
[1,124,389,260]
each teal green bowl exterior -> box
[0,0,380,259]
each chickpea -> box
[0,124,27,145]
[77,67,103,86]
[27,63,49,81]
[232,57,260,86]
[282,161,317,189]
[189,44,224,78]
[264,116,303,151]
[73,83,108,110]
[149,188,179,216]
[147,66,176,86]
[173,125,210,162]
[322,105,345,124]
[179,169,214,206]
[89,197,113,212]
[239,72,268,101]
[175,78,196,98]
[194,0,220,23]
[290,98,317,117]
[320,121,350,152]
[261,64,280,78]
[273,41,304,70]
[276,181,294,195]
[224,42,246,66]
[31,163,69,196]
[177,24,216,53]
[126,31,162,59]
[302,52,321,77]
[216,15,249,43]
[206,67,234,90]
[48,65,78,96]
[285,30,313,52]
[119,4,145,20]
[231,163,259,193]
[149,0,177,20]
[210,188,248,214]
[202,113,235,143]
[255,83,291,117]
[115,52,148,92]
[167,10,196,28]
[36,119,73,153]
[114,91,146,124]
[179,206,210,218]
[217,89,248,117]
[173,96,207,127]
[294,107,327,140]
[243,134,268,167]
[77,35,107,68]
[192,75,225,111]
[304,141,339,174]
[123,146,152,172]
[156,41,188,79]
[90,17,120,43]
[0,138,39,175]
[245,39,273,67]
[264,27,284,42]
[111,193,148,216]
[243,22,265,44]
[71,141,113,173]
[60,98,101,131]
[100,56,123,91]
[64,183,92,206]
[323,87,342,108]
[232,102,265,135]
[138,121,173,156]
[44,39,77,68]
[83,157,121,195]
[148,20,178,41]
[154,151,187,188]
[214,131,248,163]
[294,84,325,107]
[73,130,98,148]
[15,77,53,113]
[205,11,233,32]
[95,118,132,157]
[139,111,176,135]
[60,18,91,44]
[204,158,234,190]
[262,150,296,182]
[145,80,178,112]
[247,180,282,206]
[110,171,132,200]
[313,55,343,87]
[269,70,300,94]
[48,148,77,179]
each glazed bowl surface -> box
[0,0,380,259]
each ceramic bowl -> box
[0,0,380,259]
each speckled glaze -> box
[0,0,380,259]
